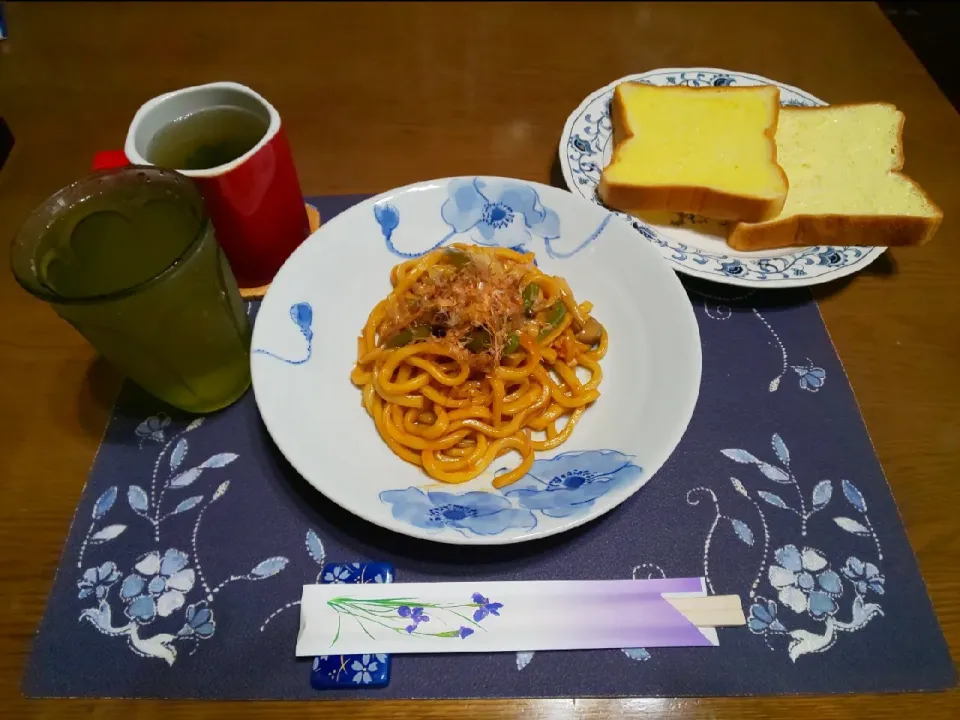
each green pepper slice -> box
[522,283,540,312]
[464,328,492,353]
[538,301,566,341]
[385,324,431,348]
[444,248,472,267]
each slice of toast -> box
[727,104,942,251]
[598,82,788,223]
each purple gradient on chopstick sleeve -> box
[523,587,712,648]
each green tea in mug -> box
[11,167,252,413]
[146,105,269,170]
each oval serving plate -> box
[559,67,887,288]
[251,177,701,545]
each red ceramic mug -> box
[95,82,310,289]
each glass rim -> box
[10,165,211,306]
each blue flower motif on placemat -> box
[768,545,843,619]
[792,363,826,392]
[75,415,292,665]
[504,450,642,519]
[747,597,787,635]
[135,413,170,446]
[120,549,196,623]
[179,604,216,639]
[842,556,885,596]
[77,562,121,601]
[379,487,536,536]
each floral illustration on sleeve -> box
[324,592,503,647]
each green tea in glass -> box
[11,166,251,413]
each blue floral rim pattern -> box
[560,68,887,286]
[371,177,610,261]
[379,451,642,537]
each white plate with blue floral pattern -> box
[251,177,701,545]
[559,67,887,288]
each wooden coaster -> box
[240,202,321,300]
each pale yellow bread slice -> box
[727,104,942,251]
[598,82,788,223]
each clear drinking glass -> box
[11,166,251,413]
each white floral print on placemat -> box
[76,415,292,665]
[691,287,827,394]
[515,432,885,671]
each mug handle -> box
[92,150,130,171]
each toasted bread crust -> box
[598,84,789,223]
[727,212,942,251]
[727,103,942,250]
[600,184,788,224]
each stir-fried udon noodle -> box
[351,244,607,489]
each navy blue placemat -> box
[23,195,955,699]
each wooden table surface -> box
[0,1,957,717]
